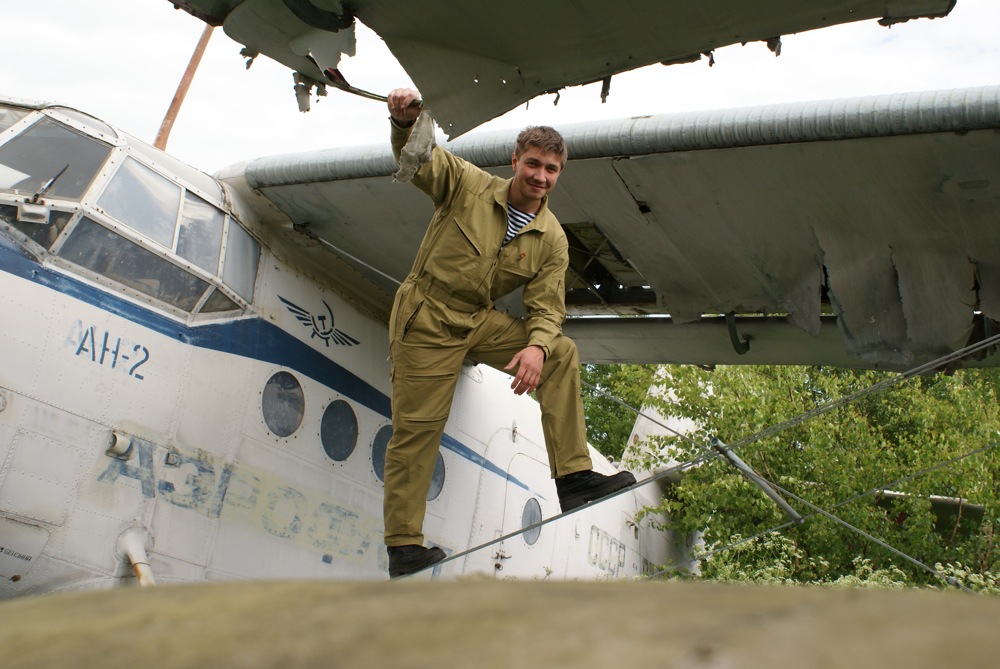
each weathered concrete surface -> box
[1,579,997,668]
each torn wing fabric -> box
[240,85,1000,371]
[172,0,957,137]
[394,112,436,183]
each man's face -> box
[510,146,563,211]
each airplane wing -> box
[225,85,1000,371]
[170,0,957,137]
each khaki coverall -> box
[384,121,593,547]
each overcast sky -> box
[3,1,998,173]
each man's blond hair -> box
[515,126,568,166]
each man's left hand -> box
[505,345,545,395]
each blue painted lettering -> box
[97,439,156,498]
[261,486,306,538]
[71,322,149,380]
[588,526,627,576]
[225,471,262,511]
[158,451,216,511]
[309,503,371,557]
[128,345,149,380]
[97,442,377,563]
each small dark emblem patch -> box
[279,296,360,347]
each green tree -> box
[585,363,1000,589]
[580,363,656,461]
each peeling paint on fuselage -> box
[97,439,380,566]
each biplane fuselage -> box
[0,100,680,598]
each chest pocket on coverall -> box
[492,232,545,300]
[426,216,485,284]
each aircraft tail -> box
[620,378,697,490]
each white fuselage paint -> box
[0,103,681,598]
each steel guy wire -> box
[582,339,1000,584]
[649,440,1000,579]
[723,332,1000,453]
[585,332,1000,494]
[406,330,1000,579]
[765,476,977,592]
[408,401,995,580]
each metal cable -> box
[649,441,1000,579]
[580,376,707,451]
[583,329,1000,474]
[768,478,977,593]
[725,333,1000,453]
[587,336,1000,585]
[408,332,1000,580]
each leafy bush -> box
[586,364,1000,588]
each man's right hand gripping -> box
[387,88,423,127]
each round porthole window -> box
[426,453,445,501]
[261,371,304,437]
[321,400,358,462]
[521,497,542,545]
[372,424,392,482]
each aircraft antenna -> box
[154,24,214,151]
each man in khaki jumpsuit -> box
[384,88,635,578]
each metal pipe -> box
[154,24,214,151]
[115,527,156,588]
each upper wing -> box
[170,0,956,137]
[228,85,1000,371]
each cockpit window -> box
[0,109,260,318]
[59,217,210,311]
[0,105,31,133]
[125,133,223,203]
[51,107,117,138]
[222,221,260,302]
[201,287,241,313]
[98,157,180,248]
[0,117,111,200]
[177,191,224,274]
[0,203,73,250]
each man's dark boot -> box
[556,469,637,512]
[388,544,446,579]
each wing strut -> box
[711,438,803,523]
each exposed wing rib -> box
[228,85,1000,370]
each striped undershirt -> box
[503,202,535,246]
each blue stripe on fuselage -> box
[0,235,534,493]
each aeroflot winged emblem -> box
[279,296,360,347]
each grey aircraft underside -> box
[173,0,998,372]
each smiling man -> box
[382,88,636,578]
